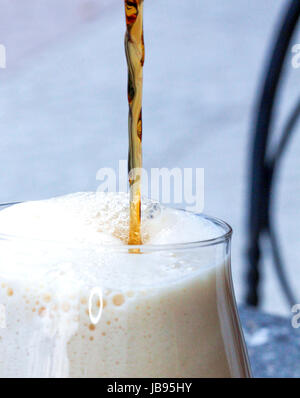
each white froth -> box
[0,192,224,290]
[0,192,222,245]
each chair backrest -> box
[246,0,300,308]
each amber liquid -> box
[124,0,145,245]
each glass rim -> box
[0,201,232,252]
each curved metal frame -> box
[246,0,300,307]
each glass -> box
[0,204,251,378]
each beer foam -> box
[0,192,222,245]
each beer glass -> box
[0,205,251,377]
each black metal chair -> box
[246,0,300,307]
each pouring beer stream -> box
[124,0,145,245]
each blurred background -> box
[0,0,299,315]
